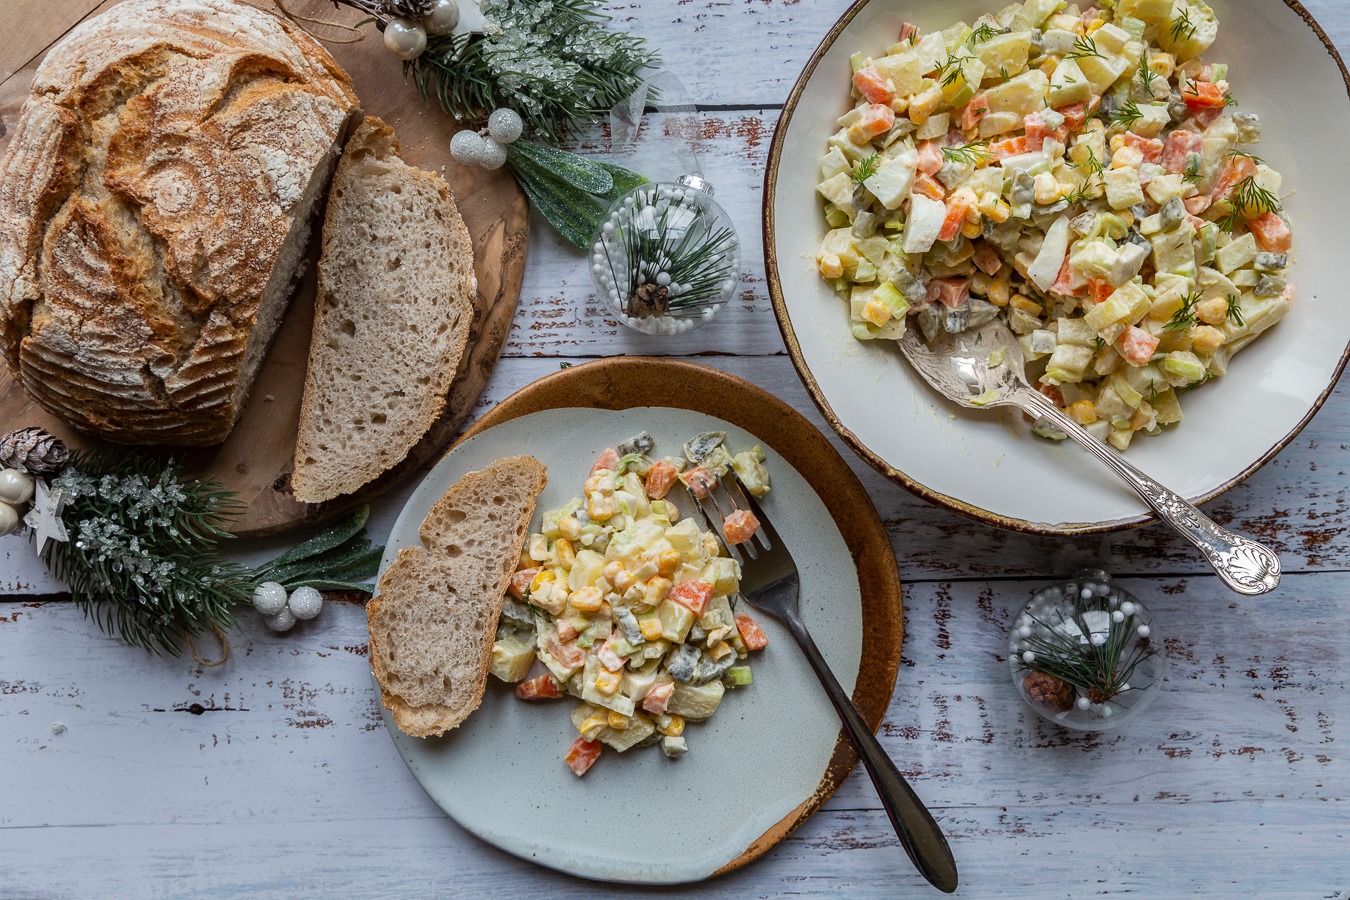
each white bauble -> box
[0,468,35,505]
[384,18,428,60]
[422,0,460,36]
[450,129,486,166]
[480,137,508,170]
[0,501,21,537]
[287,586,324,621]
[251,581,289,616]
[265,607,297,632]
[487,108,524,144]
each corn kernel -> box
[1191,324,1224,355]
[1039,58,1057,77]
[1148,51,1175,80]
[1086,18,1104,34]
[607,711,630,730]
[1110,134,1126,153]
[988,269,1012,307]
[1195,297,1229,326]
[594,669,621,696]
[587,493,615,521]
[907,86,942,125]
[583,474,612,494]
[1011,294,1042,316]
[980,196,1011,224]
[570,585,604,612]
[578,714,607,740]
[960,219,983,239]
[639,617,664,641]
[818,253,844,279]
[888,94,910,114]
[1033,172,1063,205]
[657,549,681,575]
[702,533,721,558]
[644,576,673,605]
[656,714,685,737]
[1067,400,1099,425]
[529,569,554,594]
[710,640,733,661]
[558,515,582,541]
[552,538,575,568]
[861,297,891,327]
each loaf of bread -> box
[292,116,476,503]
[369,456,547,738]
[0,0,359,445]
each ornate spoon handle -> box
[1011,388,1280,595]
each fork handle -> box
[1012,387,1280,595]
[783,613,958,893]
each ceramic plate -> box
[765,0,1350,534]
[375,359,903,883]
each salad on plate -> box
[488,431,773,776]
[816,0,1294,450]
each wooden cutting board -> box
[0,0,528,538]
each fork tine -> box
[705,481,758,560]
[685,482,745,567]
[728,470,781,553]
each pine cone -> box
[0,427,70,475]
[339,0,435,19]
[1023,670,1076,712]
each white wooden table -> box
[2,1,1348,895]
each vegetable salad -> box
[490,432,772,777]
[816,0,1294,450]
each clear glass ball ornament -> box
[589,175,740,336]
[1009,569,1165,731]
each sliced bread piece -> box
[368,455,547,737]
[292,115,476,503]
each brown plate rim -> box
[761,0,1350,537]
[453,356,904,880]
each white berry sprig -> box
[449,107,523,170]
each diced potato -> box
[490,633,537,683]
[982,70,1049,118]
[1048,58,1092,107]
[667,680,726,721]
[1215,232,1259,275]
[863,148,917,210]
[1045,344,1095,383]
[657,599,696,643]
[1104,167,1146,210]
[1156,0,1218,61]
[1085,281,1151,332]
[581,654,636,716]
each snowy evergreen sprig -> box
[43,450,381,656]
[402,0,658,145]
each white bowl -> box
[765,0,1350,534]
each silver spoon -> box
[897,318,1280,595]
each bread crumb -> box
[265,394,274,402]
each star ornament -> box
[24,480,69,555]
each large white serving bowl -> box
[765,0,1350,534]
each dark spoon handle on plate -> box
[1013,387,1281,596]
[783,613,959,893]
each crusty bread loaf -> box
[369,456,547,737]
[0,0,359,445]
[292,117,476,503]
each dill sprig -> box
[967,23,1000,45]
[43,452,381,656]
[937,51,975,87]
[1170,7,1198,45]
[1165,291,1202,331]
[1229,148,1264,164]
[1183,155,1201,182]
[1220,174,1281,232]
[1137,54,1157,92]
[853,154,881,185]
[1226,294,1246,327]
[1101,100,1143,129]
[402,0,659,145]
[942,139,992,165]
[1066,35,1105,61]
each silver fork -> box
[686,472,959,894]
[898,319,1280,596]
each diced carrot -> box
[556,619,581,642]
[642,681,675,715]
[1037,383,1065,407]
[938,194,973,242]
[1193,106,1225,129]
[545,632,586,670]
[680,465,716,499]
[851,103,895,141]
[991,135,1031,160]
[1023,111,1051,151]
[1212,155,1257,202]
[669,580,713,616]
[516,674,564,700]
[916,139,944,175]
[1281,283,1297,302]
[1088,279,1113,305]
[590,448,619,475]
[1161,130,1203,174]
[932,277,970,310]
[1186,213,1207,231]
[1117,326,1160,367]
[972,241,1002,276]
[1056,102,1087,131]
[1248,212,1292,252]
[1122,133,1163,164]
[1051,257,1086,297]
[898,22,920,41]
[644,459,679,499]
[1182,80,1227,109]
[853,65,895,104]
[912,171,946,201]
[508,567,540,599]
[565,737,602,776]
[735,614,769,652]
[722,508,760,545]
[960,93,989,131]
[1184,195,1212,216]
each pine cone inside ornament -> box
[628,284,671,317]
[1023,670,1076,712]
[0,428,70,476]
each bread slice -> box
[368,456,547,737]
[292,116,476,502]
